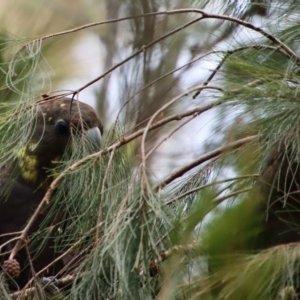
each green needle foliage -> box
[3,1,300,299]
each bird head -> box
[17,95,103,188]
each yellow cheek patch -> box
[17,146,38,182]
[21,169,38,182]
[60,103,66,107]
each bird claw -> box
[41,276,60,292]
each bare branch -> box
[145,115,195,159]
[140,85,223,185]
[9,9,295,96]
[11,9,297,64]
[154,135,257,192]
[114,43,288,132]
[166,174,259,206]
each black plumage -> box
[249,133,300,297]
[256,136,300,248]
[0,95,103,289]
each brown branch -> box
[9,15,205,96]
[166,9,298,61]
[140,85,223,184]
[9,9,295,96]
[114,44,286,128]
[193,44,289,100]
[193,53,229,100]
[154,135,257,192]
[11,9,297,66]
[74,16,204,94]
[75,11,298,95]
[145,115,195,159]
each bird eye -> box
[55,120,69,134]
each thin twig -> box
[114,44,285,130]
[214,187,252,204]
[193,53,229,99]
[145,115,195,159]
[154,135,257,192]
[140,85,223,190]
[9,9,295,96]
[10,15,205,96]
[74,16,204,95]
[166,174,259,205]
[11,9,298,67]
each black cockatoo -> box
[0,95,103,290]
[206,132,300,299]
[256,135,300,248]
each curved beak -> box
[86,127,101,149]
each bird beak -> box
[86,127,101,149]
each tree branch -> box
[9,9,296,96]
[154,135,257,192]
[166,174,259,206]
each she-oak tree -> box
[1,1,300,299]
